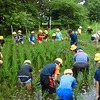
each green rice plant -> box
[17,45,25,65]
[1,29,99,99]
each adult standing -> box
[94,61,100,100]
[72,47,89,78]
[67,29,78,46]
[40,58,63,94]
[18,60,33,91]
[56,69,77,100]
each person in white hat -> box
[29,31,35,45]
[77,26,82,35]
[42,30,48,42]
[94,61,100,100]
[18,60,33,91]
[87,26,93,34]
[16,30,24,45]
[40,58,63,94]
[52,33,56,41]
[37,30,43,43]
[12,31,17,41]
[55,28,62,41]
[56,69,77,100]
[0,36,5,48]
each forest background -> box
[0,0,100,35]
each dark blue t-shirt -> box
[70,32,77,45]
[18,64,32,77]
[94,67,100,82]
[41,63,56,76]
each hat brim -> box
[94,58,100,61]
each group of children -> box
[1,26,100,99]
[11,28,63,46]
[17,42,91,100]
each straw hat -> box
[64,69,73,75]
[70,45,77,51]
[12,31,16,35]
[55,58,63,64]
[44,30,48,34]
[24,60,31,64]
[52,33,56,36]
[79,26,82,28]
[0,36,3,40]
[56,28,60,32]
[39,30,42,33]
[18,30,22,33]
[94,53,100,61]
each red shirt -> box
[37,32,43,41]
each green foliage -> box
[86,0,100,21]
[50,0,88,29]
[0,0,39,35]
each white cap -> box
[64,69,73,74]
[55,58,63,64]
[24,60,31,64]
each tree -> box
[86,0,100,21]
[0,0,39,35]
[50,0,88,29]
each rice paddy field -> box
[0,30,100,100]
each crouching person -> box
[18,60,33,91]
[56,69,77,100]
[40,58,63,94]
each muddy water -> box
[76,85,96,100]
